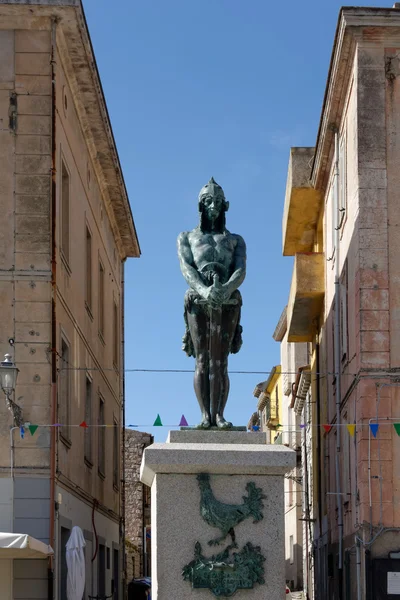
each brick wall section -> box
[13,28,52,468]
[0,27,52,467]
[357,45,390,371]
[356,43,392,528]
[125,429,152,581]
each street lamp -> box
[0,354,18,399]
[0,354,22,426]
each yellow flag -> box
[346,424,356,437]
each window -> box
[59,337,70,442]
[288,409,293,448]
[99,261,105,338]
[342,415,351,502]
[339,130,347,217]
[144,485,151,508]
[85,226,92,312]
[289,535,294,564]
[283,342,291,396]
[113,300,119,368]
[113,419,119,489]
[288,477,293,507]
[98,543,106,597]
[61,160,70,265]
[98,397,105,476]
[113,549,120,600]
[330,180,337,260]
[84,377,92,464]
[60,526,70,600]
[340,263,348,362]
[331,300,337,386]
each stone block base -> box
[140,431,296,600]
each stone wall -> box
[125,429,152,582]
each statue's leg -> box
[209,305,223,427]
[214,303,241,429]
[186,307,211,428]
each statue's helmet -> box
[198,177,225,201]
[198,177,228,213]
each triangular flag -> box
[53,423,61,427]
[394,423,400,437]
[179,414,189,427]
[127,424,138,428]
[300,424,306,429]
[252,425,260,432]
[79,421,88,428]
[277,423,282,428]
[346,424,356,437]
[20,426,25,439]
[28,425,38,436]
[153,414,163,426]
[323,424,332,433]
[370,423,379,438]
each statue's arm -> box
[177,232,208,297]
[223,235,246,296]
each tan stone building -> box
[0,1,139,599]
[124,430,153,583]
[282,5,400,599]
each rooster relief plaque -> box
[182,474,266,597]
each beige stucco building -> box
[282,5,400,599]
[0,1,139,599]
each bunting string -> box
[12,417,400,440]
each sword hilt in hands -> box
[194,274,238,307]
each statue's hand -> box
[204,285,223,309]
[204,277,231,308]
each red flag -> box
[323,424,332,433]
[79,421,88,428]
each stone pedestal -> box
[140,431,296,600]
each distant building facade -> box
[251,311,307,593]
[272,308,307,594]
[125,430,153,582]
[0,1,139,599]
[281,6,400,599]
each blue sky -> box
[82,0,390,440]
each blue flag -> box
[370,423,379,438]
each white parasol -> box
[66,526,86,600]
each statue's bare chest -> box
[188,232,236,267]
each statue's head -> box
[198,177,229,233]
[199,177,229,232]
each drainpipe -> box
[334,130,344,598]
[303,422,311,598]
[316,342,324,596]
[356,537,362,600]
[121,259,127,598]
[49,17,58,600]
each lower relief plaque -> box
[182,474,267,597]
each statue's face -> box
[200,189,225,222]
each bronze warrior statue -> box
[177,178,246,429]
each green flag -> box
[153,414,163,426]
[28,425,38,436]
[394,423,400,437]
